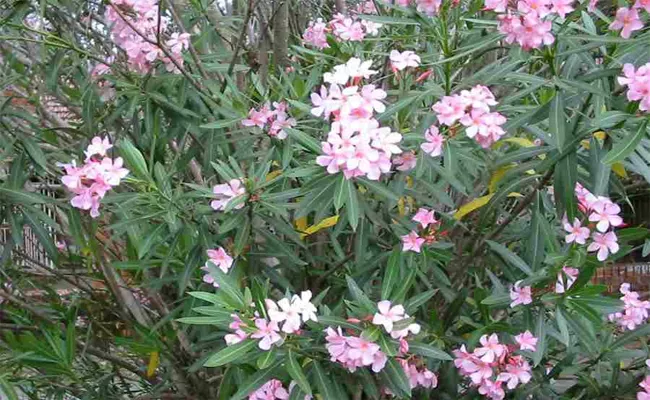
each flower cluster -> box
[241,101,296,140]
[454,332,537,400]
[420,125,445,157]
[431,85,507,148]
[401,208,440,253]
[324,326,388,373]
[555,266,578,293]
[211,179,246,211]
[314,58,404,180]
[60,136,129,218]
[372,300,421,339]
[618,63,650,112]
[105,0,190,73]
[248,379,289,400]
[201,247,234,288]
[488,0,565,51]
[568,183,622,261]
[302,11,382,49]
[608,283,650,331]
[416,0,443,15]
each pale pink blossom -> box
[497,356,532,389]
[389,50,421,71]
[248,379,289,400]
[608,283,650,330]
[402,231,425,253]
[372,300,406,333]
[635,0,650,12]
[85,136,113,159]
[475,334,507,363]
[251,318,282,350]
[617,63,650,112]
[432,95,468,126]
[302,18,330,49]
[390,315,421,339]
[588,231,620,261]
[550,0,574,18]
[609,7,644,39]
[563,217,590,244]
[485,0,508,12]
[478,379,505,400]
[416,0,442,15]
[421,125,445,157]
[267,298,303,333]
[412,208,438,229]
[211,179,246,211]
[517,0,551,17]
[201,247,234,288]
[291,290,319,323]
[589,201,623,232]
[393,152,417,171]
[514,330,538,351]
[510,281,533,308]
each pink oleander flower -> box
[550,0,574,18]
[485,0,508,12]
[421,125,444,157]
[372,300,406,333]
[514,330,538,351]
[555,266,579,293]
[497,356,532,390]
[361,84,387,113]
[510,281,533,308]
[288,382,314,400]
[402,230,426,253]
[393,152,418,171]
[225,328,248,345]
[201,247,234,288]
[563,217,590,244]
[588,201,623,232]
[516,14,555,50]
[332,17,366,41]
[518,0,551,17]
[478,379,505,400]
[618,63,650,112]
[588,0,598,11]
[302,18,330,49]
[412,208,438,229]
[432,95,468,126]
[167,32,190,54]
[361,20,383,36]
[635,0,650,12]
[609,7,644,39]
[608,283,650,330]
[588,231,620,261]
[347,336,382,366]
[211,179,246,211]
[389,50,421,71]
[251,318,282,350]
[416,0,442,15]
[248,379,289,400]
[475,333,507,363]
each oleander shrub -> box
[2,0,650,399]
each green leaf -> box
[550,94,567,149]
[0,376,19,400]
[312,361,336,399]
[346,183,360,231]
[287,351,311,395]
[231,361,282,400]
[256,347,278,369]
[205,263,246,310]
[378,358,411,398]
[285,127,321,153]
[357,178,400,202]
[21,135,47,171]
[408,341,453,361]
[176,316,230,325]
[406,289,438,314]
[118,138,149,180]
[554,151,578,220]
[555,306,570,346]
[603,122,648,165]
[317,315,360,331]
[563,309,599,356]
[481,293,511,307]
[346,275,376,313]
[486,240,532,276]
[592,111,630,129]
[333,175,349,210]
[611,324,650,349]
[203,340,258,367]
[188,291,222,304]
[381,249,401,300]
[532,311,546,366]
[0,188,55,204]
[201,118,241,129]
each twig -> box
[220,0,258,93]
[313,253,355,289]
